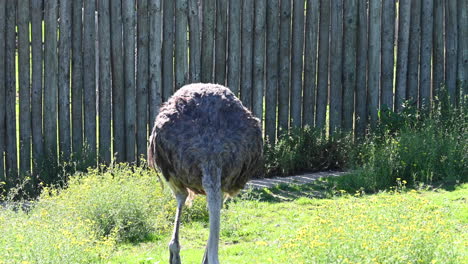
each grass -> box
[0,164,466,264]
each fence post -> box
[0,0,5,184]
[355,0,368,137]
[59,0,72,162]
[99,0,112,165]
[123,0,137,162]
[395,0,411,112]
[265,0,280,142]
[137,0,150,161]
[149,0,163,127]
[433,0,445,97]
[367,0,381,125]
[253,0,266,120]
[303,0,319,128]
[201,0,215,83]
[457,0,468,96]
[241,0,254,110]
[343,0,358,131]
[329,0,343,134]
[215,0,227,85]
[44,0,58,180]
[445,0,458,104]
[18,0,31,177]
[162,0,174,100]
[72,0,83,159]
[316,0,330,129]
[227,0,241,95]
[290,0,305,128]
[175,0,189,89]
[381,0,395,110]
[278,0,292,134]
[407,0,422,103]
[420,0,434,107]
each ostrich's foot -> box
[169,240,181,264]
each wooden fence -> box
[0,0,467,186]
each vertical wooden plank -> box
[433,0,444,97]
[253,0,266,119]
[278,0,291,133]
[18,0,31,176]
[457,0,468,96]
[380,0,395,109]
[329,0,343,133]
[58,0,72,161]
[72,0,83,157]
[83,0,97,163]
[265,0,280,142]
[149,0,163,126]
[241,0,254,109]
[227,0,241,95]
[0,0,6,183]
[162,0,175,100]
[201,0,215,83]
[342,0,358,131]
[395,0,411,112]
[44,0,58,178]
[445,0,458,104]
[175,0,188,89]
[188,0,201,83]
[355,0,368,137]
[215,0,227,85]
[111,0,125,162]
[123,0,137,162]
[316,0,330,129]
[420,0,433,106]
[137,0,150,161]
[367,0,381,125]
[303,0,319,128]
[407,0,421,103]
[290,0,305,128]
[99,0,112,164]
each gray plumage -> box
[148,83,263,264]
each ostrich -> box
[147,83,263,264]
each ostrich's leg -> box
[201,165,223,264]
[169,192,188,264]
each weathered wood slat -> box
[149,0,163,126]
[395,0,411,112]
[381,0,395,110]
[265,0,280,142]
[253,0,266,120]
[329,0,344,133]
[303,0,319,128]
[201,0,215,83]
[0,0,6,182]
[99,0,112,164]
[83,0,97,162]
[420,0,434,107]
[355,0,368,137]
[241,0,254,110]
[278,0,291,134]
[162,0,175,100]
[342,0,358,131]
[290,0,305,128]
[368,0,381,124]
[123,0,137,162]
[457,0,468,97]
[59,0,72,162]
[72,0,83,157]
[227,0,241,95]
[433,0,444,97]
[188,0,201,84]
[215,0,227,85]
[111,0,126,162]
[175,0,188,89]
[316,0,330,129]
[445,0,458,104]
[18,0,31,176]
[137,0,150,161]
[407,0,421,103]
[44,0,58,177]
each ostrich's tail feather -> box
[147,134,164,191]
